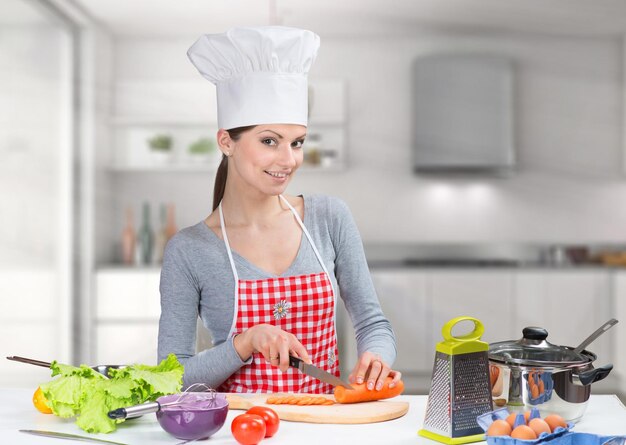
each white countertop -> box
[1,389,626,445]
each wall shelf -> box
[108,163,218,173]
[110,117,215,127]
[107,163,345,173]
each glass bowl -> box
[155,392,229,440]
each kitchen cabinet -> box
[370,267,619,396]
[0,269,68,385]
[367,270,430,393]
[93,268,161,365]
[513,271,613,357]
[609,272,626,399]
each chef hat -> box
[187,26,320,130]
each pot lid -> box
[489,327,593,366]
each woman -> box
[158,26,399,394]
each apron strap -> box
[218,202,240,283]
[219,202,240,339]
[278,195,331,278]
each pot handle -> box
[578,364,613,386]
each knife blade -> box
[19,430,129,445]
[288,355,354,390]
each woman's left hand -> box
[348,352,402,391]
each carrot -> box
[265,395,334,406]
[334,377,404,404]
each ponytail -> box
[212,154,228,211]
[211,125,257,211]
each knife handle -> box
[288,355,302,369]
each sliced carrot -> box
[264,395,337,406]
[334,377,404,404]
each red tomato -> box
[231,413,266,445]
[247,406,280,437]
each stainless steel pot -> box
[488,327,613,423]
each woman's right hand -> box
[234,324,311,372]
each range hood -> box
[412,54,515,173]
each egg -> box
[544,414,567,432]
[530,384,539,399]
[506,412,516,428]
[506,412,527,428]
[538,379,545,394]
[528,418,551,435]
[486,419,513,436]
[511,425,538,439]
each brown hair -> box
[212,125,256,210]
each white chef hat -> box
[187,26,320,130]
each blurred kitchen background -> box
[3,0,626,400]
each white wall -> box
[0,23,73,384]
[0,26,64,265]
[108,29,626,255]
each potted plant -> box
[147,134,173,164]
[187,137,217,163]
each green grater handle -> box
[436,316,488,355]
[442,316,484,342]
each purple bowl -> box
[156,393,229,440]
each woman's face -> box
[224,124,306,196]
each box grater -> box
[418,316,493,444]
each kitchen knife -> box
[288,355,354,390]
[19,429,129,445]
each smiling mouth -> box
[265,171,290,178]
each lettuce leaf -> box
[39,354,184,434]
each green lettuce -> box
[40,353,184,434]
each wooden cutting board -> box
[225,393,409,424]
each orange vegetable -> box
[32,387,52,414]
[266,395,334,406]
[490,365,500,388]
[334,377,404,404]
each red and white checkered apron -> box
[217,196,340,394]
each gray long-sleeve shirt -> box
[158,194,396,389]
